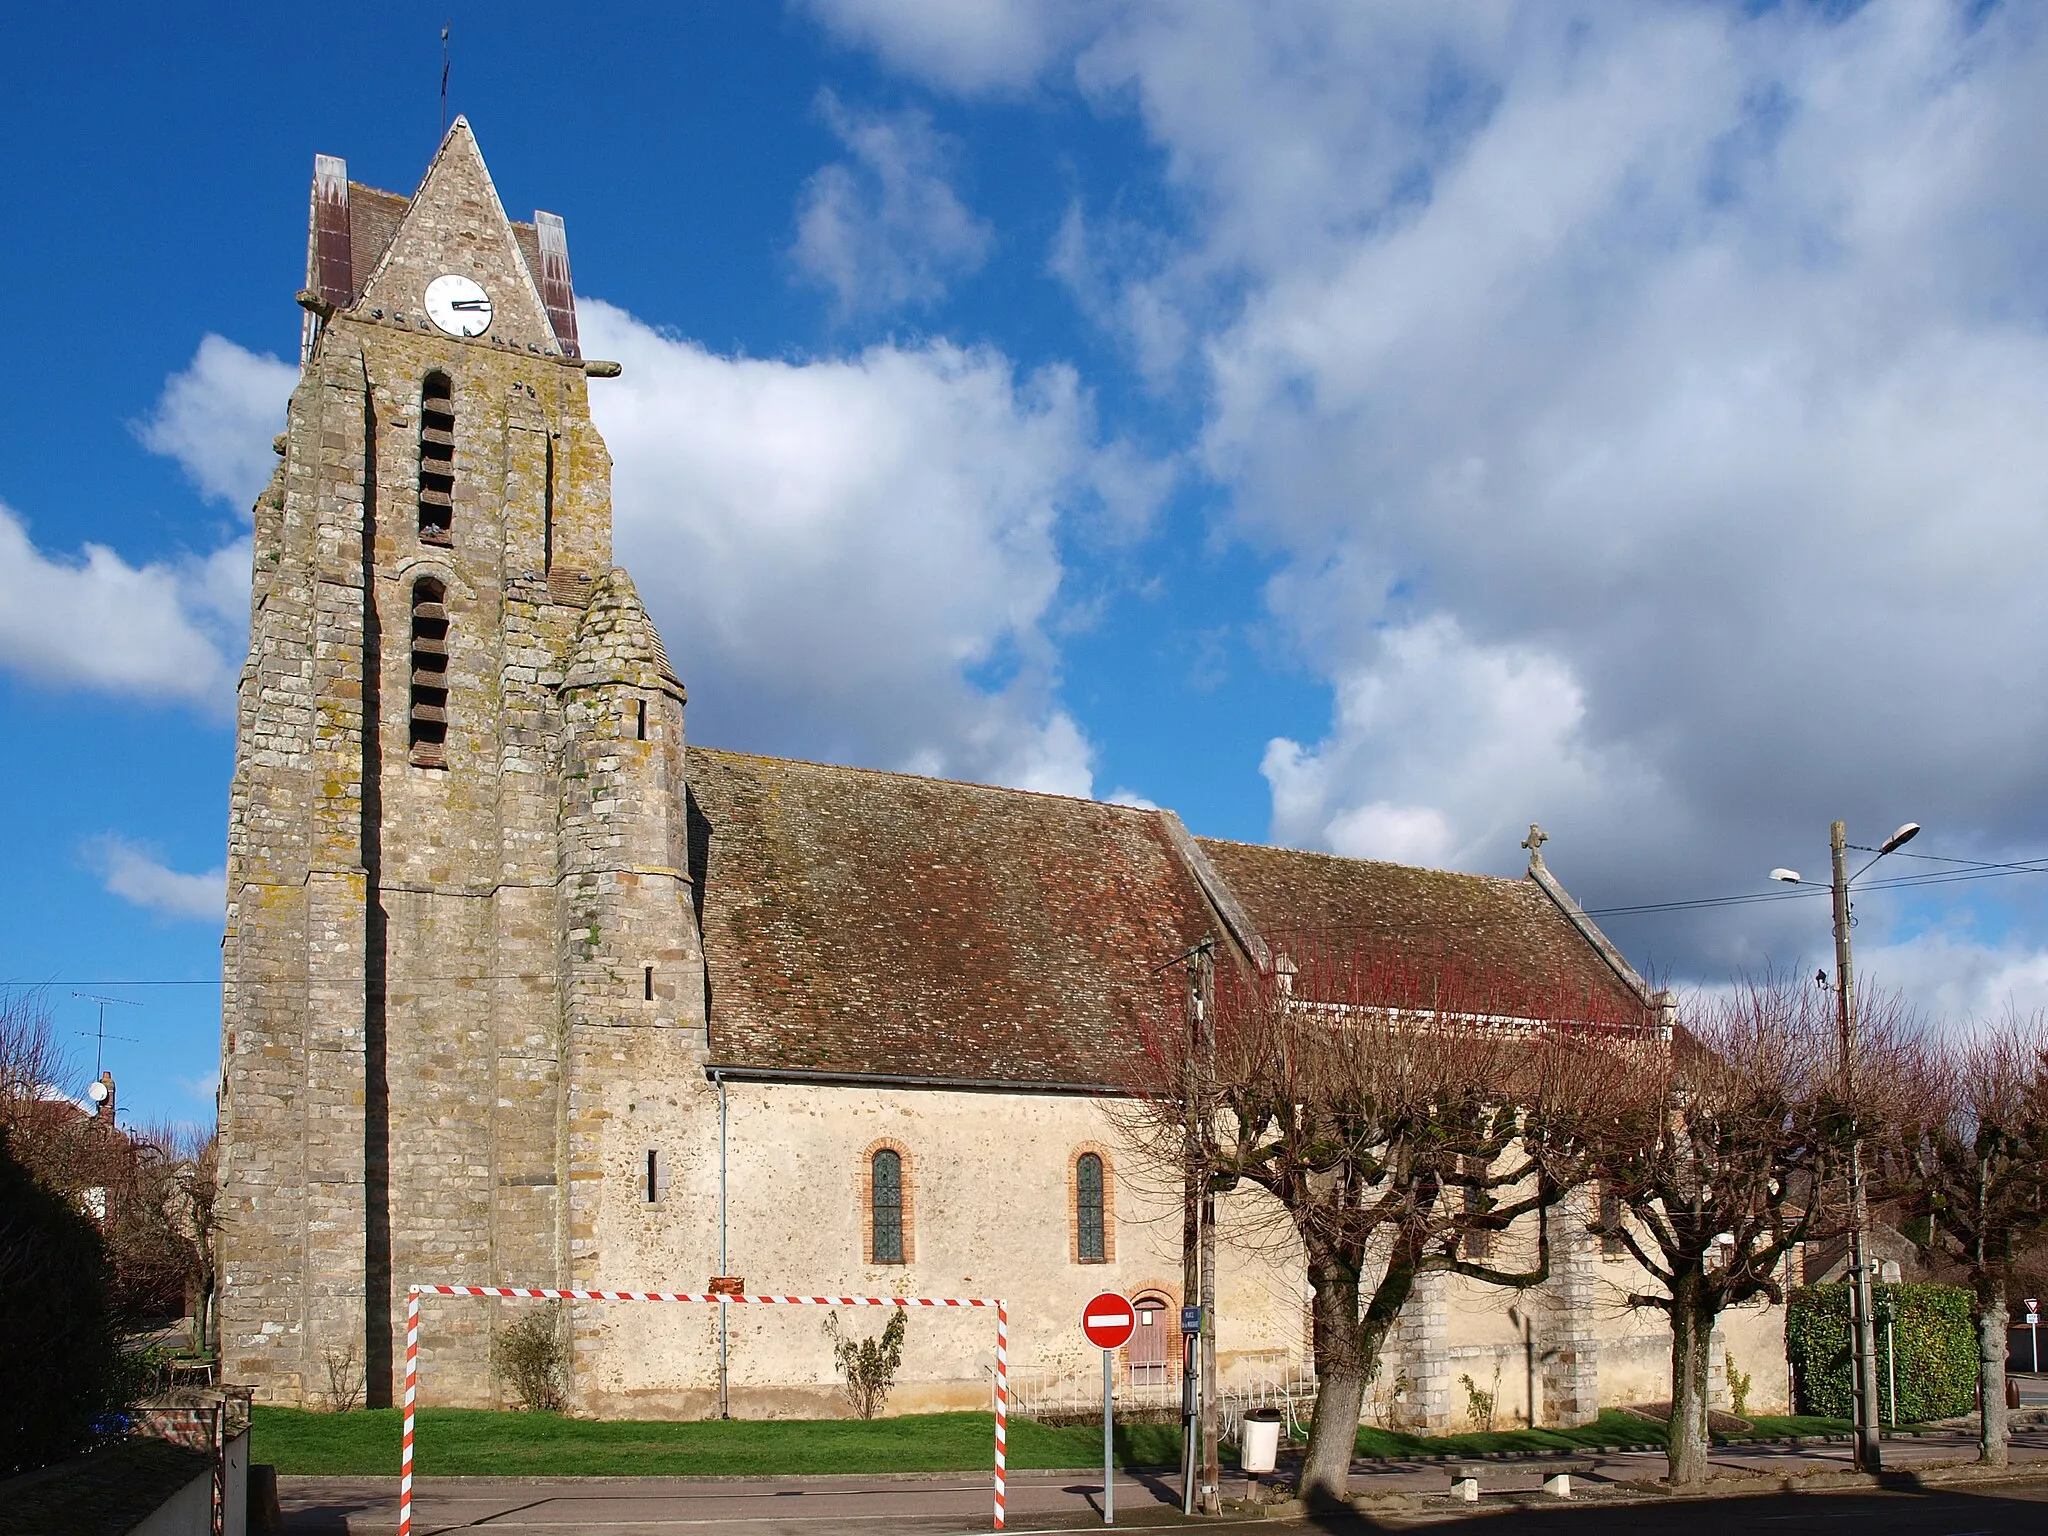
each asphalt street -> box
[278,1388,2048,1536]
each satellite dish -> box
[87,1080,109,1103]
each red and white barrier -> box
[399,1286,1011,1534]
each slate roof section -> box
[1194,837,1649,1022]
[688,748,1212,1087]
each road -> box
[278,1395,2048,1536]
[276,1471,2048,1535]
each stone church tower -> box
[218,120,710,1405]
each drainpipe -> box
[716,1070,730,1418]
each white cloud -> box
[794,93,994,316]
[85,835,225,923]
[0,334,277,704]
[822,2,2048,988]
[797,0,1099,93]
[136,335,296,509]
[1106,786,1160,810]
[0,502,242,705]
[583,298,1166,796]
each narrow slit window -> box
[644,1149,660,1203]
[635,699,647,740]
[542,433,555,572]
[408,578,449,767]
[417,372,455,545]
[871,1149,904,1264]
[643,965,654,1001]
[1076,1152,1105,1261]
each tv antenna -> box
[71,992,141,1078]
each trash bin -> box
[1240,1408,1283,1475]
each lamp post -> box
[1771,818,1918,1474]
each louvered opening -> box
[418,373,455,546]
[409,579,450,767]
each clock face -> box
[425,274,492,338]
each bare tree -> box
[1122,937,1651,1505]
[0,991,213,1332]
[1588,977,1913,1486]
[1884,1015,2048,1466]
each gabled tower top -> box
[301,117,581,361]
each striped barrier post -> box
[994,1301,1009,1530]
[399,1288,419,1536]
[395,1286,1008,1534]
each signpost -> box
[2029,1298,2040,1373]
[1082,1292,1137,1525]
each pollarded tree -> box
[1123,937,1653,1505]
[1886,1016,2048,1466]
[1587,977,1913,1487]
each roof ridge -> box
[1191,832,1531,890]
[686,744,1152,812]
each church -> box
[217,121,1790,1428]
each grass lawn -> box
[251,1407,1184,1477]
[252,1405,1866,1479]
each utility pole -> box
[1831,820,1883,1474]
[1195,943,1221,1516]
[1180,941,1219,1516]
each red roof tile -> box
[1194,838,1649,1021]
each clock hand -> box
[450,298,489,311]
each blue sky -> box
[5,1,2047,1129]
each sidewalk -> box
[277,1424,2048,1534]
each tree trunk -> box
[1978,1273,2009,1467]
[1667,1279,1717,1487]
[1298,1264,1366,1506]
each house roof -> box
[1195,838,1649,1022]
[689,748,1212,1087]
[688,749,1654,1088]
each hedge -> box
[0,1126,126,1473]
[1786,1283,1977,1423]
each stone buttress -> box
[555,571,717,1412]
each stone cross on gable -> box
[1521,823,1549,869]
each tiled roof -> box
[686,749,1653,1086]
[1194,838,1648,1021]
[688,749,1211,1086]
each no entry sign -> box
[1082,1291,1137,1351]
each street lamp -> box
[1769,819,1917,1473]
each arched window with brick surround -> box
[864,1142,911,1265]
[417,372,454,545]
[408,577,449,767]
[1069,1144,1116,1263]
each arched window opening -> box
[871,1149,904,1265]
[417,372,454,545]
[408,578,449,767]
[1077,1152,1106,1262]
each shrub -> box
[493,1303,568,1411]
[1725,1351,1752,1419]
[824,1309,906,1419]
[0,1125,125,1473]
[1787,1283,1976,1423]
